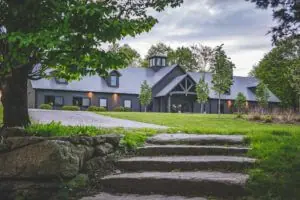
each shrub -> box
[124,107,132,112]
[113,106,125,112]
[62,106,80,111]
[87,106,107,112]
[235,113,243,119]
[113,106,131,112]
[39,104,52,110]
[248,113,261,121]
[264,115,273,123]
[282,110,295,123]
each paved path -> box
[29,109,167,129]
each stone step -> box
[147,134,246,146]
[116,156,255,172]
[138,145,251,156]
[80,192,207,200]
[101,171,249,198]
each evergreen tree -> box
[139,81,152,112]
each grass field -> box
[98,112,300,135]
[98,112,300,199]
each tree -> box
[0,0,183,128]
[256,82,270,113]
[142,43,215,72]
[252,37,300,108]
[196,78,209,113]
[139,80,152,112]
[142,42,173,67]
[234,92,247,114]
[246,0,300,43]
[191,44,214,73]
[168,47,197,71]
[109,44,141,67]
[211,45,235,114]
[289,60,300,112]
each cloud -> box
[121,0,275,76]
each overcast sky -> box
[120,0,275,76]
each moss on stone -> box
[67,174,89,190]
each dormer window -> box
[111,75,117,87]
[107,70,121,87]
[55,78,68,84]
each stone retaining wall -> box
[0,133,122,200]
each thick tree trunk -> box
[144,106,147,112]
[200,103,203,114]
[1,67,30,128]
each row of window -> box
[149,57,166,67]
[44,96,132,108]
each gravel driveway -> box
[29,109,167,129]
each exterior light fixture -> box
[227,100,232,108]
[87,92,93,98]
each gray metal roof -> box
[31,65,280,103]
[187,72,280,103]
[156,74,187,97]
[31,65,177,95]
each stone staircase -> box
[88,134,256,200]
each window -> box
[45,96,63,106]
[73,97,90,107]
[111,75,117,87]
[150,58,154,67]
[82,98,90,107]
[55,78,68,84]
[156,58,161,66]
[99,98,107,108]
[73,97,82,106]
[162,58,166,66]
[55,97,64,106]
[124,100,132,108]
[45,96,55,105]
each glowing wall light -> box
[87,92,93,98]
[112,93,119,104]
[227,100,232,108]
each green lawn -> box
[98,112,300,199]
[98,112,300,135]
